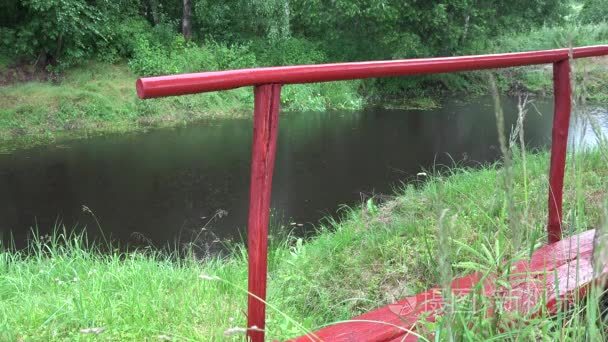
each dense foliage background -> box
[0,0,606,121]
[0,1,597,72]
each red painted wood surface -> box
[547,60,572,243]
[247,84,282,342]
[290,229,607,342]
[136,46,608,99]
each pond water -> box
[1,96,606,250]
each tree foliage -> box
[0,0,572,76]
[579,0,608,24]
[192,0,290,42]
[291,0,567,61]
[1,0,146,67]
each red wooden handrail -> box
[137,46,608,98]
[136,45,608,342]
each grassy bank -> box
[1,150,606,340]
[491,23,608,103]
[2,23,607,151]
[0,60,361,150]
[0,62,250,149]
[2,58,607,153]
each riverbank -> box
[2,150,606,340]
[2,55,607,153]
[0,60,364,151]
[0,62,244,151]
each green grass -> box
[488,23,608,100]
[0,61,362,151]
[0,62,256,145]
[492,22,608,53]
[1,149,606,341]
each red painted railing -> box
[137,45,608,341]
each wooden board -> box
[290,229,607,342]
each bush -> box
[253,37,327,66]
[282,84,326,111]
[128,34,363,111]
[320,81,363,110]
[579,0,608,24]
[9,0,109,70]
[0,28,16,58]
[207,41,257,70]
[491,23,608,52]
[251,37,362,111]
[128,34,257,76]
[281,81,362,112]
[95,18,154,63]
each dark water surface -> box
[1,97,606,249]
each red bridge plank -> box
[290,229,606,342]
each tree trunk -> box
[145,0,160,25]
[182,0,192,40]
[461,14,470,45]
[55,33,64,62]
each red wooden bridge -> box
[137,45,608,341]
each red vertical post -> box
[547,59,571,244]
[247,83,282,342]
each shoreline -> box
[1,57,607,153]
[1,150,606,340]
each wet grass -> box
[0,62,256,151]
[1,148,606,341]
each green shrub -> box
[253,37,326,66]
[0,28,16,59]
[492,23,608,52]
[127,36,171,75]
[520,70,553,93]
[9,0,109,70]
[319,81,363,110]
[282,84,326,112]
[207,41,257,70]
[579,0,608,24]
[128,34,257,76]
[486,23,608,101]
[95,18,154,63]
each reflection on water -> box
[570,107,608,149]
[0,97,606,249]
